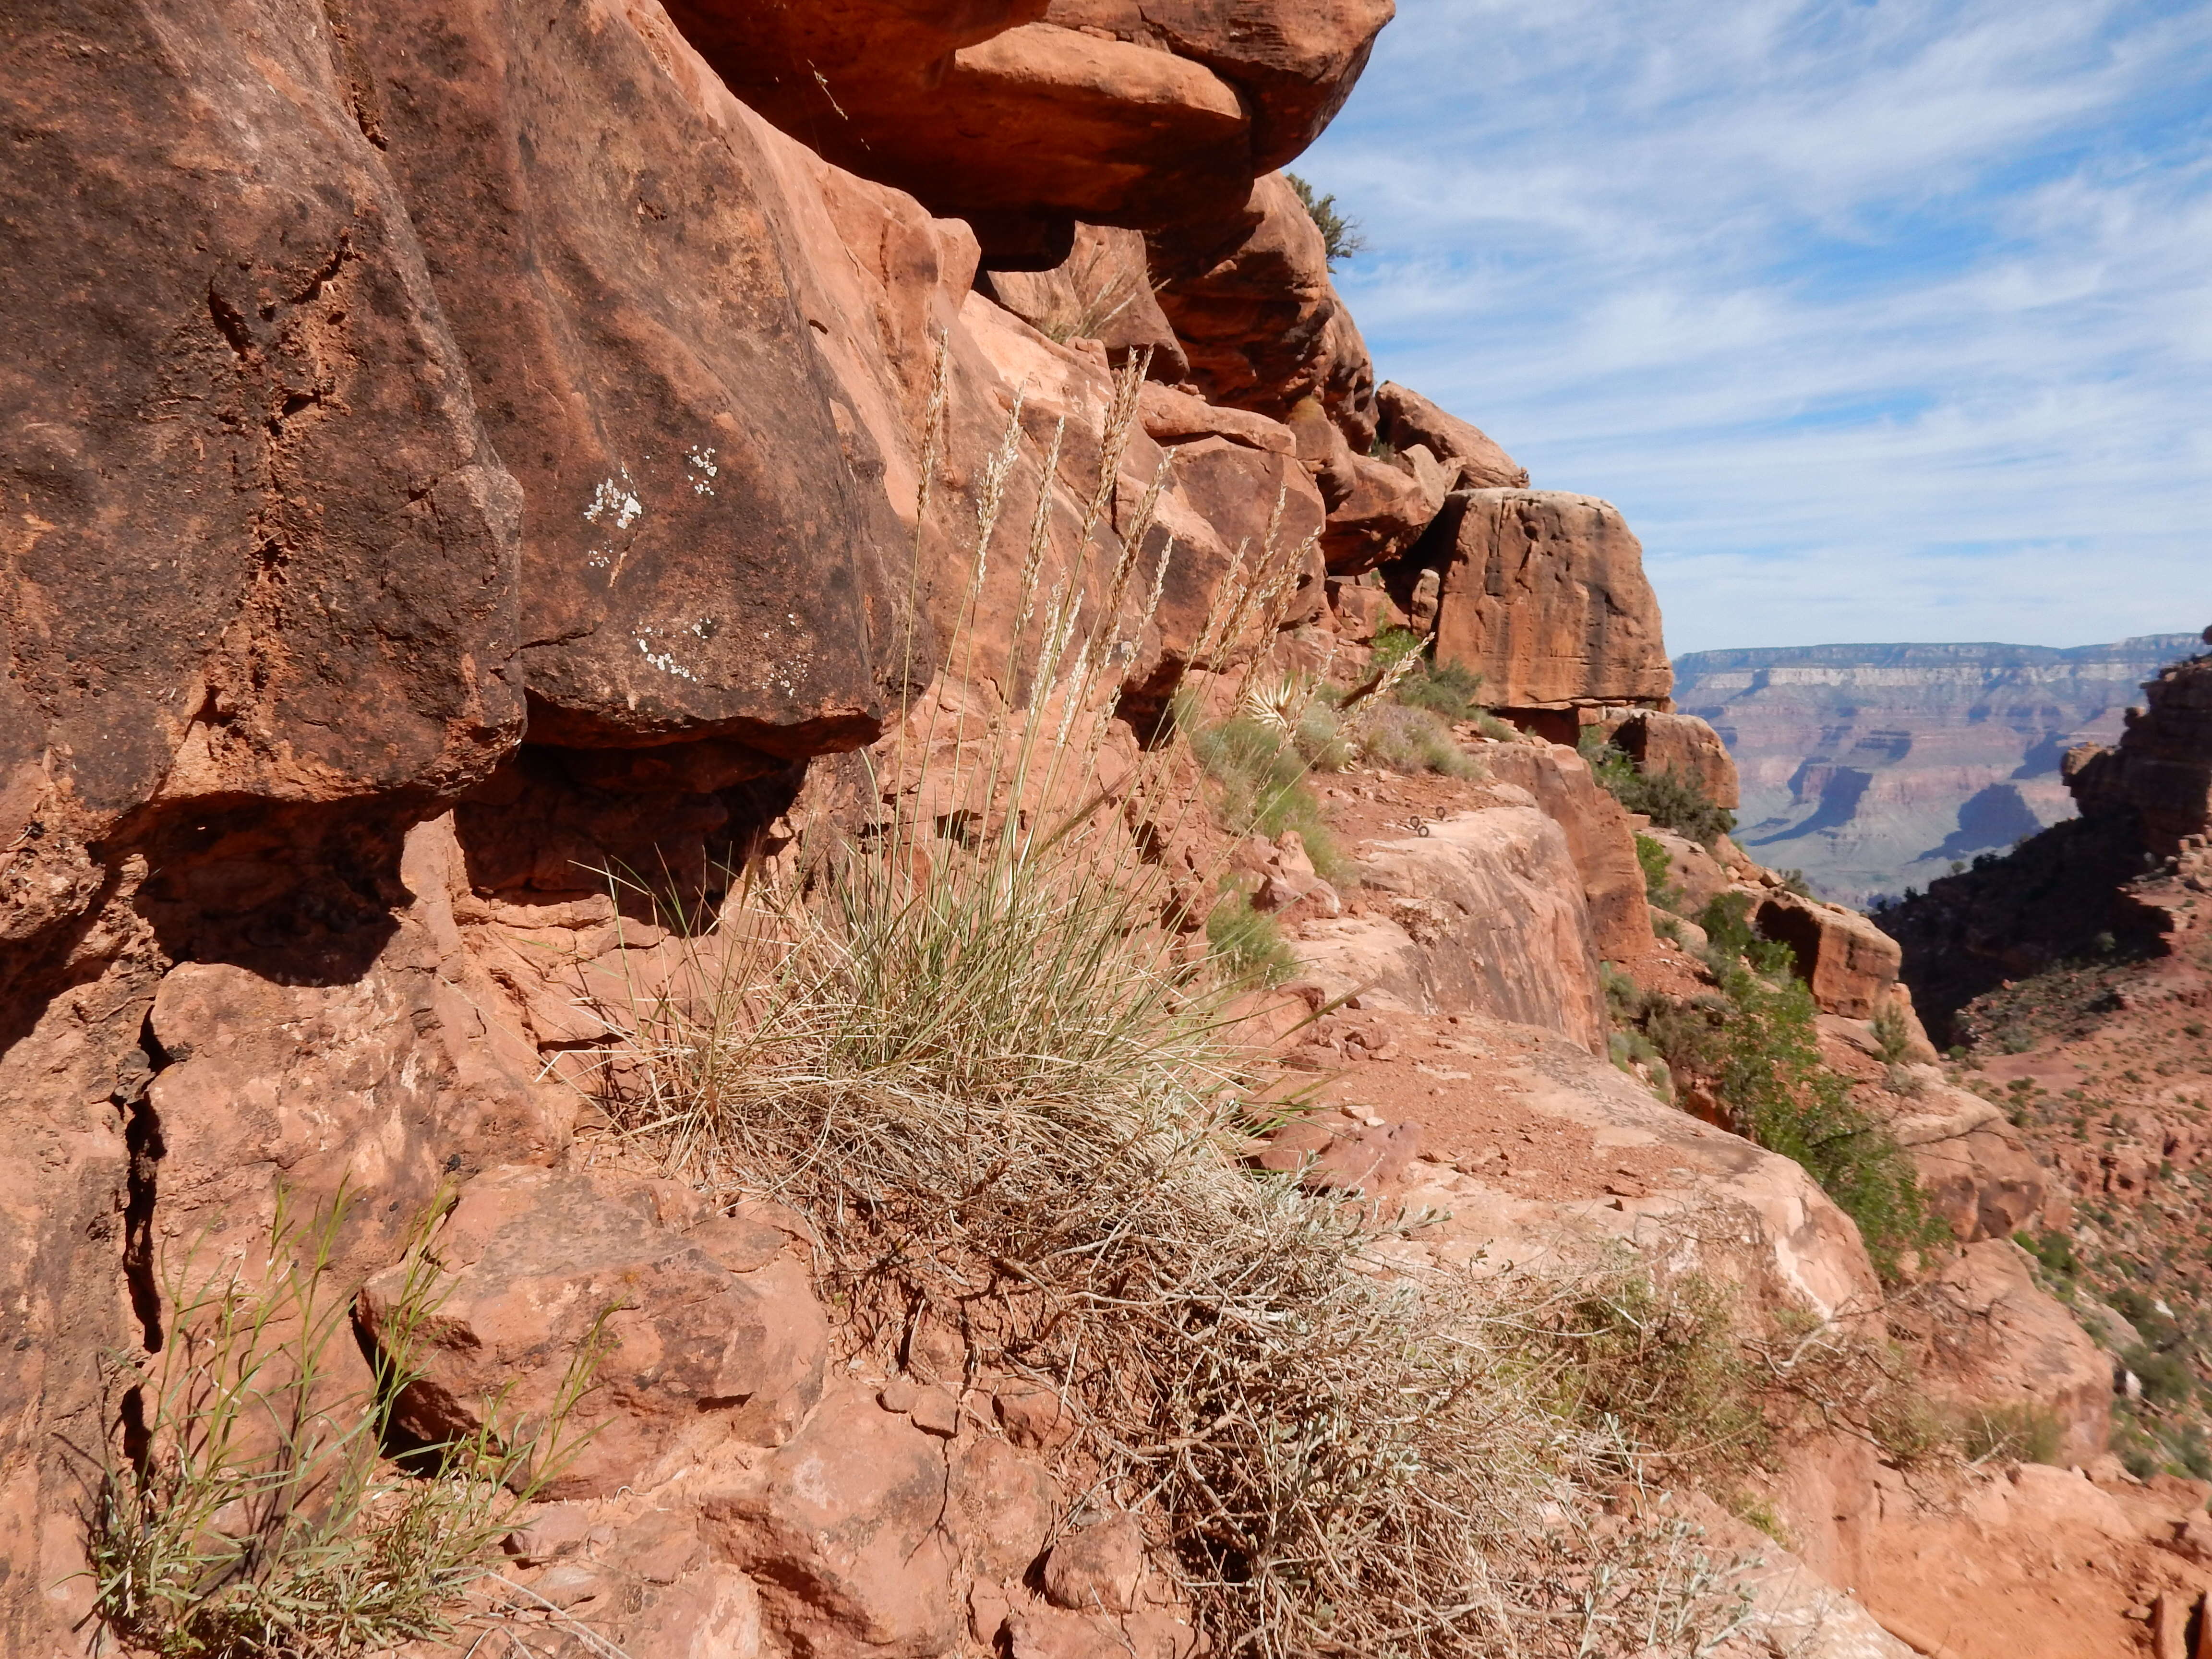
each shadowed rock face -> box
[0,0,913,948]
[1675,637,2203,906]
[0,6,1349,1641]
[1880,647,2210,1035]
[2067,651,2212,857]
[657,0,1392,263]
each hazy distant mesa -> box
[1675,635,2203,905]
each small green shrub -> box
[1356,702,1479,777]
[1616,900,1938,1280]
[1581,734,1737,846]
[2111,1403,2164,1479]
[84,1190,600,1659]
[1707,952,1940,1280]
[1293,698,1356,772]
[1607,1029,1674,1101]
[1396,662,1487,726]
[1285,173,1365,269]
[1544,1267,1943,1480]
[1697,890,1756,962]
[1730,1499,1792,1549]
[1867,1389,1953,1466]
[2125,1344,2195,1407]
[1871,1000,1916,1065]
[1635,832,1683,913]
[1182,701,1349,882]
[1960,1401,2063,1466]
[1206,888,1296,985]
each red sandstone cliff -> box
[0,7,2190,1659]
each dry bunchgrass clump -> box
[589,361,1761,1658]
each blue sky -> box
[1296,0,2212,656]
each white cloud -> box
[1297,0,2212,655]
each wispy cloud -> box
[1299,0,2212,655]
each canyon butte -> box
[1678,636,2202,907]
[3,4,2210,1658]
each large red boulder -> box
[1153,173,1373,435]
[344,0,899,760]
[0,0,525,870]
[1423,489,1673,713]
[1482,743,1659,964]
[1050,0,1395,173]
[658,0,1392,262]
[1319,452,1448,573]
[1755,890,1904,1019]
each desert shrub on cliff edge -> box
[1606,896,1941,1281]
[1535,1263,1945,1488]
[599,363,1755,1659]
[1286,172,1365,269]
[1371,626,1518,740]
[1636,830,1685,913]
[1582,732,1737,847]
[1181,691,1351,878]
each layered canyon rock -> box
[1675,635,2201,904]
[1418,489,1672,730]
[0,0,2153,1655]
[1375,381,1528,491]
[658,0,1392,262]
[359,1169,832,1496]
[2066,647,2212,856]
[1884,641,2212,1033]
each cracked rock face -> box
[1,0,527,849]
[358,1167,831,1497]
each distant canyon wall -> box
[1674,636,2202,905]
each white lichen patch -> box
[586,469,643,529]
[634,628,699,683]
[585,467,645,582]
[685,445,719,496]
